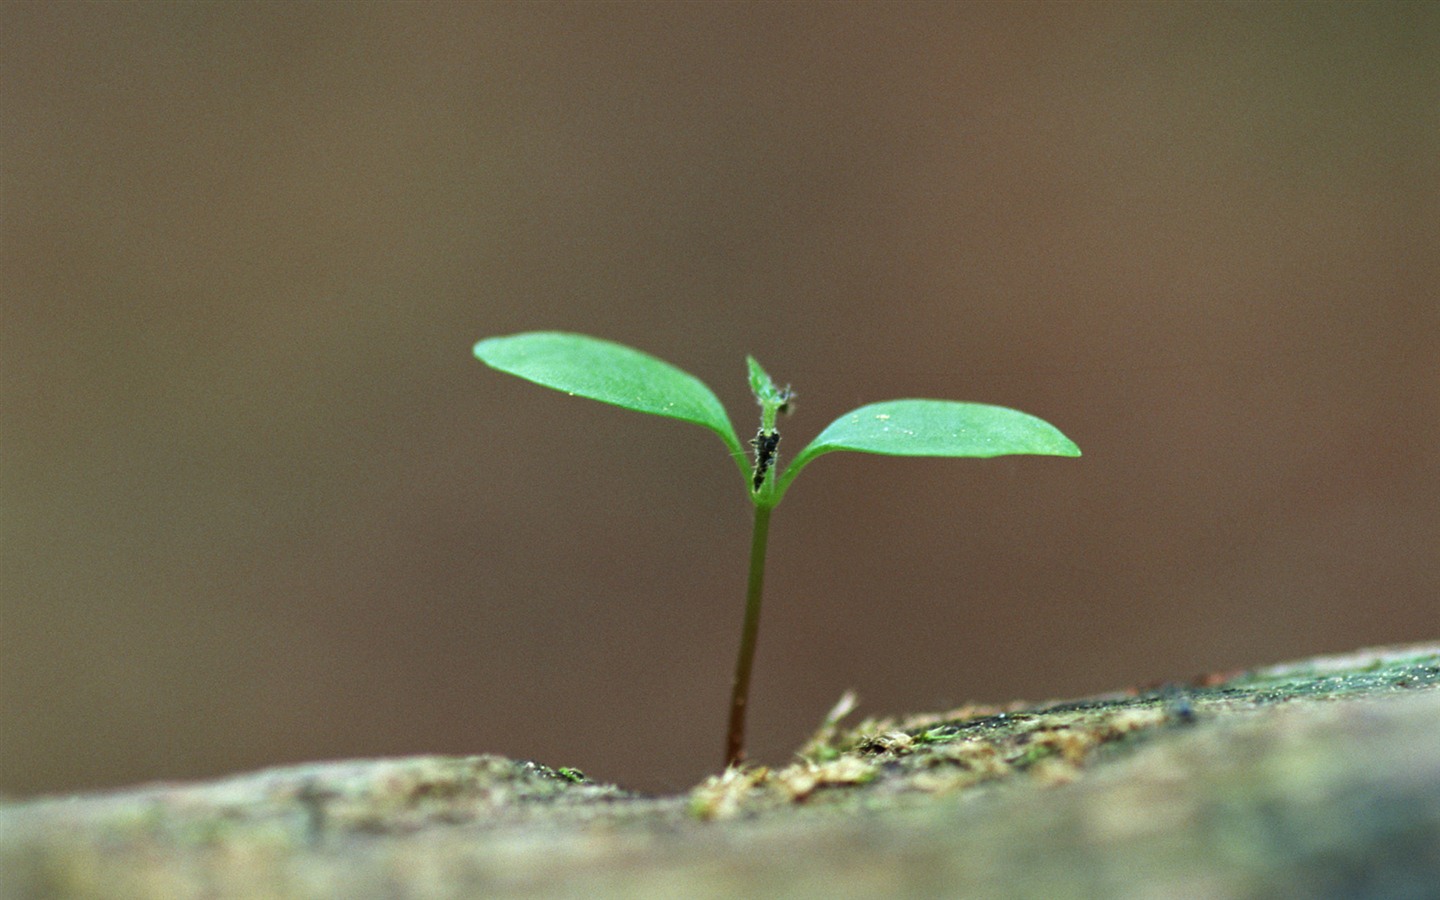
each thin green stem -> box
[724,502,773,769]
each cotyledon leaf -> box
[474,332,745,459]
[775,399,1080,500]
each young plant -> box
[473,331,1080,770]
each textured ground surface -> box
[4,643,1439,899]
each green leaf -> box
[474,332,745,460]
[776,399,1080,499]
[746,356,775,403]
[746,355,788,434]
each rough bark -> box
[4,643,1438,899]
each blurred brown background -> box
[3,2,1436,797]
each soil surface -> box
[4,643,1439,899]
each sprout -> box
[474,331,1080,769]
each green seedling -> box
[473,331,1080,770]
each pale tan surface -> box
[4,645,1438,898]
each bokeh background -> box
[3,2,1436,797]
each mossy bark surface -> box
[4,643,1439,898]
